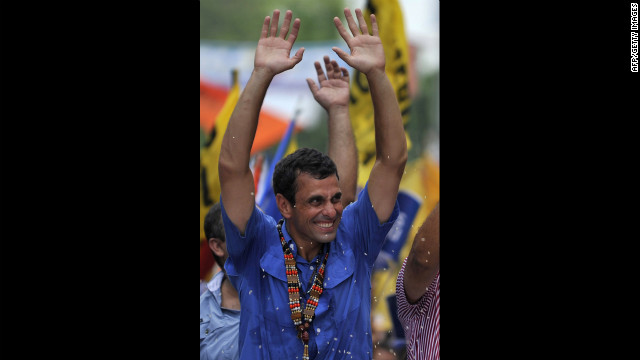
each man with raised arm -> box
[306,55,358,207]
[200,53,358,360]
[218,8,407,359]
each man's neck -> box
[286,223,324,262]
[219,274,240,310]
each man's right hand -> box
[254,9,305,77]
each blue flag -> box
[374,190,422,270]
[257,119,296,221]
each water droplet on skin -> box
[427,251,431,255]
[421,238,425,241]
[250,192,254,196]
[425,259,429,263]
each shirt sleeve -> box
[220,198,272,276]
[396,257,437,323]
[345,181,400,267]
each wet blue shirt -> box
[221,182,399,359]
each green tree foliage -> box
[407,71,439,161]
[200,0,346,42]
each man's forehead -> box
[295,173,340,195]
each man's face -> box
[287,172,343,244]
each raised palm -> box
[254,10,304,76]
[307,56,350,110]
[332,8,385,75]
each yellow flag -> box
[285,132,298,157]
[349,0,413,187]
[200,70,239,242]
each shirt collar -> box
[281,219,328,263]
[259,219,353,288]
[206,270,225,302]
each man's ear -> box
[276,193,293,219]
[208,237,225,258]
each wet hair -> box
[204,202,225,267]
[272,148,339,206]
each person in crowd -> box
[395,202,440,360]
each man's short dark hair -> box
[272,148,339,206]
[204,202,225,267]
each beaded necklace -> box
[277,219,329,360]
